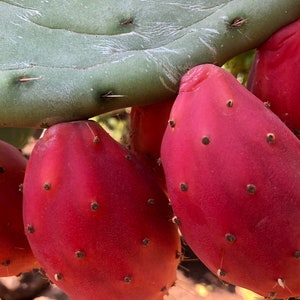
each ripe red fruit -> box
[161,64,300,299]
[247,18,300,137]
[0,140,38,276]
[130,99,174,194]
[23,120,180,300]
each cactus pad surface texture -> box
[0,0,300,127]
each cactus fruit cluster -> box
[1,1,300,299]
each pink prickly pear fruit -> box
[23,120,181,300]
[161,64,300,299]
[130,99,175,194]
[247,18,300,137]
[130,98,175,161]
[0,140,38,276]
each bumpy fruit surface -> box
[161,64,300,299]
[23,120,180,300]
[247,18,300,137]
[0,140,38,276]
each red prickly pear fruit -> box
[247,18,300,137]
[130,99,175,161]
[161,64,300,299]
[130,99,175,194]
[0,140,38,276]
[23,120,180,300]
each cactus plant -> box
[0,0,300,127]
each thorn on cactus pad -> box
[18,183,23,192]
[54,273,64,281]
[226,99,234,107]
[43,183,51,191]
[1,260,10,267]
[27,225,35,234]
[90,201,100,211]
[225,233,236,243]
[266,133,276,144]
[180,182,188,192]
[17,76,42,83]
[229,17,247,28]
[100,91,127,98]
[217,268,226,277]
[120,18,134,25]
[246,184,256,195]
[201,136,210,145]
[123,276,132,284]
[75,250,86,259]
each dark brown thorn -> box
[75,250,85,259]
[201,136,210,145]
[180,182,188,192]
[54,273,64,281]
[266,133,275,144]
[168,120,176,128]
[43,183,51,190]
[1,260,10,267]
[225,233,236,243]
[246,184,257,195]
[27,225,35,234]
[123,276,132,283]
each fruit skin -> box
[23,120,180,300]
[247,18,300,136]
[0,140,38,276]
[130,99,174,162]
[129,98,174,194]
[161,64,300,299]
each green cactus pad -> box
[1,0,300,127]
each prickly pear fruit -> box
[23,120,180,300]
[161,64,300,299]
[130,99,174,194]
[0,140,38,276]
[247,18,300,137]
